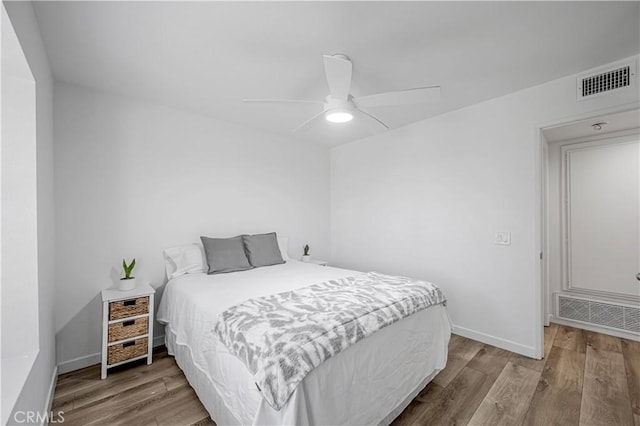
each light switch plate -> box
[495,232,511,245]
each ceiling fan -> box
[243,54,441,134]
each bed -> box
[157,259,451,425]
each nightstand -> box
[307,259,329,266]
[101,283,155,379]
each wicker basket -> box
[108,337,148,365]
[108,317,148,343]
[109,297,149,320]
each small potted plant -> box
[119,258,136,291]
[302,244,311,262]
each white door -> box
[563,135,640,300]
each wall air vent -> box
[556,293,640,334]
[577,60,636,101]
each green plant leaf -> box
[122,258,135,279]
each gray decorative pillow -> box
[243,232,285,268]
[200,235,253,274]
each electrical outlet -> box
[495,232,511,245]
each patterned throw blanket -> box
[214,272,447,410]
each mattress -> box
[157,260,451,425]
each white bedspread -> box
[157,260,451,425]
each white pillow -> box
[163,244,207,279]
[277,236,290,261]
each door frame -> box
[534,102,639,359]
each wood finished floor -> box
[53,324,640,426]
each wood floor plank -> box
[414,380,443,403]
[432,335,484,387]
[584,330,622,353]
[554,325,587,353]
[71,356,179,409]
[154,387,211,426]
[579,346,634,426]
[466,344,512,379]
[390,399,429,426]
[54,351,171,400]
[54,376,103,400]
[163,371,190,391]
[468,361,541,426]
[413,366,496,426]
[622,339,640,425]
[52,381,79,410]
[544,323,560,358]
[57,364,102,383]
[508,351,545,373]
[95,384,193,426]
[190,418,216,426]
[62,378,167,425]
[522,346,585,426]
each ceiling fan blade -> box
[353,86,441,108]
[243,98,323,105]
[323,54,352,101]
[292,110,327,134]
[355,109,389,134]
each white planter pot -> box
[119,277,136,291]
[301,255,311,262]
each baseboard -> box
[57,353,101,375]
[57,335,166,374]
[153,334,166,348]
[550,316,640,341]
[42,366,58,426]
[451,324,539,358]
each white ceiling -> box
[34,1,640,146]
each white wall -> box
[3,1,56,424]
[330,56,639,357]
[54,82,330,369]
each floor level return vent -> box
[556,293,639,334]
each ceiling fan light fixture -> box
[244,54,439,134]
[325,110,353,123]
